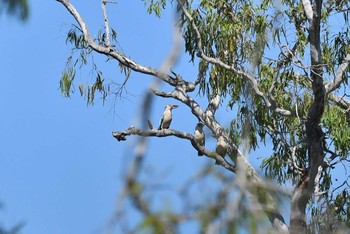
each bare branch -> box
[313,165,323,196]
[150,88,173,98]
[301,0,313,22]
[205,94,220,118]
[112,126,237,173]
[101,0,111,47]
[290,146,307,175]
[325,54,350,94]
[329,93,350,110]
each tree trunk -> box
[290,0,325,233]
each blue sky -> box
[0,1,222,233]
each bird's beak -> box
[171,104,178,109]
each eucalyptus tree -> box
[57,0,350,233]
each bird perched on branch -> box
[215,135,227,164]
[194,122,205,156]
[158,104,178,130]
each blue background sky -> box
[0,1,226,233]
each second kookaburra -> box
[158,104,178,130]
[215,135,227,164]
[194,122,205,156]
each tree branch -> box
[150,88,173,98]
[112,126,237,173]
[329,93,350,110]
[57,0,178,86]
[291,1,325,232]
[325,54,350,94]
[101,0,111,47]
[301,0,313,22]
[205,94,220,119]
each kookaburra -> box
[194,122,205,156]
[158,104,178,130]
[215,135,227,164]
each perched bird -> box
[158,104,178,130]
[194,122,205,156]
[215,135,227,164]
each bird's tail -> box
[147,120,154,130]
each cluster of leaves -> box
[60,26,130,105]
[322,104,350,157]
[259,70,313,184]
[143,0,169,17]
[322,0,350,80]
[309,189,350,233]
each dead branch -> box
[112,126,237,173]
